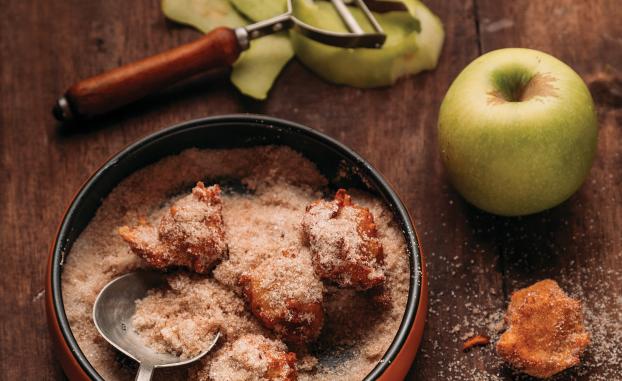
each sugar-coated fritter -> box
[206,334,297,381]
[496,279,590,378]
[119,182,227,273]
[239,249,324,345]
[302,189,384,290]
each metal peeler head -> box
[236,0,409,50]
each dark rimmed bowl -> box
[45,115,428,380]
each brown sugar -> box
[496,279,590,378]
[61,146,410,381]
[302,189,385,290]
[132,274,264,359]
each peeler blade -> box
[239,0,410,50]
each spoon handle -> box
[135,364,154,381]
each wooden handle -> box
[53,27,241,121]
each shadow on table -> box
[453,189,585,289]
[52,68,236,138]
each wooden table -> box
[1,1,620,380]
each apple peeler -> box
[53,0,407,122]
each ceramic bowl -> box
[45,115,427,380]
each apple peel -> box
[290,0,444,87]
[230,35,293,99]
[161,0,294,99]
[230,0,287,22]
[162,0,444,96]
[162,0,246,31]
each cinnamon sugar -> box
[302,189,385,290]
[132,274,264,359]
[61,146,411,381]
[249,249,323,308]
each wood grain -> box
[0,0,620,380]
[63,27,240,119]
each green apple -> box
[438,48,598,216]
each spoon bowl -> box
[93,270,219,381]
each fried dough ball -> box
[239,249,324,345]
[496,279,590,378]
[206,334,297,381]
[119,182,227,273]
[301,189,385,290]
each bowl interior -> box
[51,115,422,380]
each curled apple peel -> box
[291,0,444,87]
[161,0,444,97]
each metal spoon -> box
[93,270,220,381]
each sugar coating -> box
[192,334,297,381]
[496,279,590,378]
[119,182,227,273]
[302,189,385,290]
[61,146,410,381]
[240,248,324,344]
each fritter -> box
[239,249,324,345]
[206,334,297,381]
[302,189,385,290]
[496,279,590,378]
[119,182,227,273]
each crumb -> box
[462,334,490,351]
[365,285,392,307]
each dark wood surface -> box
[1,1,620,380]
[64,27,241,118]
